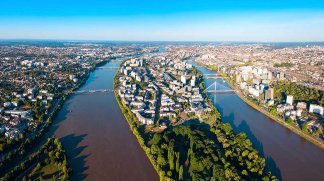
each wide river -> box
[51,54,324,181]
[189,60,324,181]
[52,59,158,180]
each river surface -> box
[189,61,324,181]
[52,59,158,180]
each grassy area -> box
[27,163,63,181]
[1,138,70,181]
[274,62,294,67]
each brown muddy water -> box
[52,60,158,181]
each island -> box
[114,55,277,180]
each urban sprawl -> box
[1,43,324,152]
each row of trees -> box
[273,62,293,67]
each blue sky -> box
[0,0,324,41]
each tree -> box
[179,165,184,180]
[286,118,293,124]
[302,123,308,133]
[168,140,175,170]
[175,152,180,172]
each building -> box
[309,104,324,116]
[181,75,186,84]
[296,102,307,110]
[265,88,274,100]
[164,73,174,81]
[268,99,275,106]
[286,95,293,105]
[279,72,285,80]
[248,87,260,97]
[235,75,241,83]
[190,76,196,87]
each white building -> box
[190,76,196,87]
[286,95,293,105]
[181,75,186,84]
[309,104,324,116]
[248,87,260,97]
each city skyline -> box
[1,0,324,42]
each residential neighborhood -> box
[116,55,215,130]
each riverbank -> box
[113,68,160,178]
[198,62,324,150]
[231,83,324,150]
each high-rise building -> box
[286,95,293,105]
[190,76,196,86]
[181,75,186,84]
[190,79,195,87]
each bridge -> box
[74,89,114,94]
[110,59,122,62]
[96,67,119,69]
[203,74,224,79]
[203,80,235,94]
[206,89,235,93]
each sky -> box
[0,0,324,42]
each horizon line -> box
[1,38,324,44]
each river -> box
[189,61,324,181]
[52,59,158,180]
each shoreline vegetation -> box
[198,62,324,150]
[0,59,110,180]
[1,137,71,181]
[114,60,277,180]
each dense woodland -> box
[273,81,324,106]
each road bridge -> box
[203,74,224,79]
[74,89,114,94]
[96,67,119,69]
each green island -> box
[114,58,277,180]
